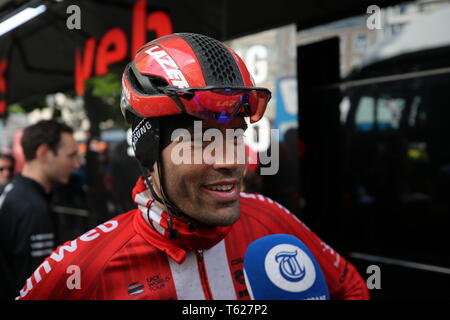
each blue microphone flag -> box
[244,234,330,300]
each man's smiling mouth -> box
[202,180,240,201]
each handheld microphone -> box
[243,234,330,300]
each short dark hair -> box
[21,120,74,161]
[0,153,15,165]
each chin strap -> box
[137,160,198,240]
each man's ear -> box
[35,144,51,163]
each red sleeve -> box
[294,224,370,300]
[16,239,94,300]
[16,218,125,300]
[264,198,370,300]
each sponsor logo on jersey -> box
[146,274,171,291]
[128,282,145,296]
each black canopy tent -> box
[0,0,405,111]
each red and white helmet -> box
[120,33,271,125]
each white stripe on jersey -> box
[30,240,54,249]
[30,233,54,241]
[134,189,152,206]
[140,204,165,235]
[168,251,205,300]
[203,239,237,300]
[31,248,53,257]
[257,194,265,201]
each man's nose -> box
[212,160,241,172]
[211,141,246,171]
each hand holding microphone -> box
[244,234,330,300]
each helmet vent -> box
[177,33,244,86]
[127,63,169,95]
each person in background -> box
[0,120,80,299]
[0,153,15,189]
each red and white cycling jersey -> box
[17,177,369,300]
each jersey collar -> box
[132,176,232,263]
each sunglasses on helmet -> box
[158,86,271,124]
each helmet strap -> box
[155,159,180,240]
[137,161,180,240]
[156,159,200,235]
[166,93,187,114]
[138,158,200,240]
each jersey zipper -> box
[196,249,213,300]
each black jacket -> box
[0,175,57,300]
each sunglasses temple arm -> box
[167,94,188,113]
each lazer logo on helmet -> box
[144,45,190,88]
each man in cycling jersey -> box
[17,33,369,300]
